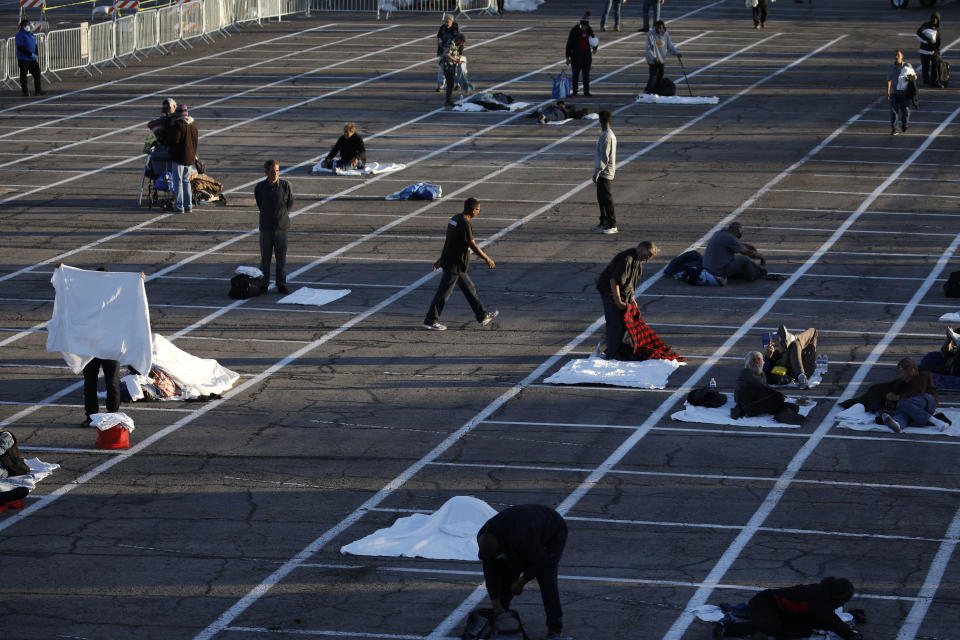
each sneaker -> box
[600,26,606,31]
[602,226,619,234]
[583,91,593,96]
[423,321,447,331]
[882,414,903,434]
[796,373,808,389]
[947,327,960,345]
[902,125,909,133]
[778,325,796,349]
[639,25,649,32]
[479,310,499,326]
[615,25,621,32]
[934,412,953,432]
[716,276,728,286]
[593,341,608,359]
[81,416,92,428]
[891,129,900,136]
[277,285,290,295]
[590,224,606,232]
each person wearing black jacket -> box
[565,13,598,96]
[254,159,295,294]
[170,104,198,213]
[435,15,459,91]
[917,12,942,87]
[322,123,366,170]
[711,577,863,640]
[477,505,568,640]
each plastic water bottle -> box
[709,377,717,389]
[821,354,828,374]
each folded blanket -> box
[545,355,684,389]
[671,394,814,428]
[835,404,959,436]
[939,312,960,322]
[636,94,720,105]
[311,161,406,176]
[235,266,263,278]
[0,458,61,492]
[46,266,153,375]
[341,496,497,560]
[277,287,350,307]
[90,412,136,433]
[694,604,854,640]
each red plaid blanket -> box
[623,305,684,362]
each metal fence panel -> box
[115,14,137,57]
[180,1,204,40]
[378,0,455,16]
[456,0,492,14]
[158,5,182,46]
[1,38,11,86]
[279,0,307,15]
[258,0,281,19]
[203,0,221,34]
[234,0,260,23]
[88,20,115,67]
[136,9,159,51]
[309,0,377,11]
[219,0,237,28]
[45,25,89,74]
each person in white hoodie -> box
[644,20,680,94]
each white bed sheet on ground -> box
[505,0,543,10]
[310,161,406,176]
[835,404,960,436]
[636,94,720,105]
[545,355,684,389]
[46,265,153,375]
[277,287,350,307]
[151,334,240,397]
[939,311,960,322]
[671,394,815,429]
[340,495,496,560]
[452,101,532,113]
[694,605,854,640]
[0,458,61,492]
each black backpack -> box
[687,387,727,408]
[461,609,530,640]
[656,77,677,96]
[229,273,263,299]
[945,271,960,298]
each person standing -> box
[254,160,294,295]
[435,14,459,92]
[565,13,597,97]
[599,0,625,33]
[441,33,466,107]
[887,49,917,136]
[15,19,44,98]
[751,0,769,29]
[917,12,942,87]
[639,0,663,32]
[644,20,680,94]
[477,505,568,640]
[169,104,198,214]
[596,241,657,358]
[423,197,498,331]
[591,110,617,234]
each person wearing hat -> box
[146,98,178,147]
[435,14,459,92]
[169,104,198,214]
[565,12,598,97]
[703,222,766,283]
[441,33,466,107]
[15,19,44,97]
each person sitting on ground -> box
[763,324,818,389]
[710,577,864,640]
[732,351,803,424]
[532,100,595,124]
[703,221,767,283]
[321,122,366,171]
[880,357,949,433]
[146,97,178,148]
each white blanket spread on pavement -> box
[544,112,600,125]
[671,394,815,428]
[452,101,532,113]
[505,0,543,10]
[46,266,153,375]
[545,356,684,389]
[636,94,720,105]
[834,404,960,436]
[277,287,351,307]
[938,311,960,322]
[340,496,497,560]
[0,458,61,492]
[151,334,240,397]
[311,161,406,176]
[694,604,854,640]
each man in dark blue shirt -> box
[477,505,568,639]
[423,197,498,331]
[15,19,44,97]
[254,159,294,294]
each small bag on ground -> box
[687,387,726,408]
[656,77,676,96]
[462,608,531,640]
[945,271,960,297]
[0,431,31,477]
[229,273,263,299]
[553,69,572,99]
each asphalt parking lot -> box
[1,0,960,638]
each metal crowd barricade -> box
[219,0,239,32]
[234,0,260,24]
[280,0,308,15]
[1,38,11,89]
[88,20,117,70]
[179,0,206,44]
[376,0,453,19]
[257,0,282,21]
[158,3,184,50]
[135,8,161,54]
[455,0,492,17]
[115,13,138,61]
[45,25,91,77]
[202,0,223,38]
[309,0,377,13]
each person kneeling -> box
[732,351,804,424]
[321,122,366,171]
